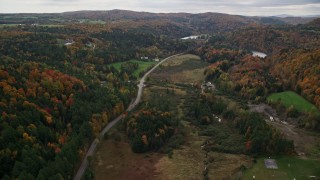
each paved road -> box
[73,53,181,180]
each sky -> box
[0,0,320,16]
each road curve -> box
[73,53,181,180]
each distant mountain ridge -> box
[0,9,316,37]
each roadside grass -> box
[242,156,320,180]
[267,91,319,113]
[109,60,157,78]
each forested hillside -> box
[0,58,132,178]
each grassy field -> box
[267,91,319,113]
[92,138,163,180]
[109,60,157,77]
[150,54,209,83]
[243,156,320,180]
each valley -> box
[0,9,319,180]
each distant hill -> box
[0,10,317,37]
[308,18,320,26]
[59,10,291,33]
[276,17,317,25]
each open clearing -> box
[147,54,250,179]
[109,59,157,77]
[267,91,319,113]
[243,156,320,180]
[92,138,163,180]
[150,54,209,83]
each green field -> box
[109,60,157,77]
[267,91,319,113]
[243,156,320,180]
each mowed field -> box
[109,60,157,77]
[150,54,209,83]
[267,91,319,113]
[243,156,320,180]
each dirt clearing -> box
[92,140,163,180]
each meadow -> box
[267,91,319,113]
[109,59,157,77]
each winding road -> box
[73,54,181,180]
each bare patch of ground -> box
[92,140,163,180]
[161,54,201,67]
[154,122,206,180]
[207,152,252,179]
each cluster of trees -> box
[120,62,139,77]
[198,48,272,102]
[125,110,175,153]
[192,46,245,63]
[190,93,294,154]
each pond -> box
[252,51,267,58]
